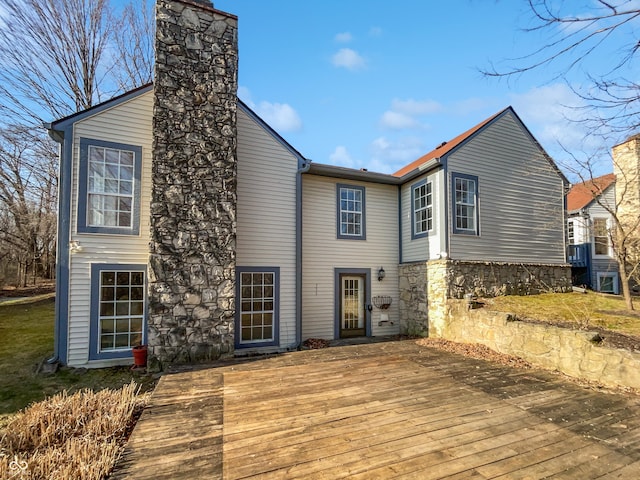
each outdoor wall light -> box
[377,266,385,281]
[69,241,83,254]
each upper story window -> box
[452,173,478,235]
[567,220,575,245]
[412,180,432,239]
[593,218,609,255]
[337,184,366,240]
[78,138,142,235]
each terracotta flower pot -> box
[132,345,148,367]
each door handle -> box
[367,304,373,312]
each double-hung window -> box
[78,138,142,235]
[412,180,433,239]
[452,173,479,235]
[593,218,609,256]
[89,264,146,360]
[337,184,366,240]
[236,267,279,348]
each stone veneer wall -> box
[439,301,640,390]
[427,259,571,337]
[398,262,428,336]
[148,0,238,368]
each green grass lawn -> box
[487,292,640,336]
[0,296,156,423]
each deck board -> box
[112,340,640,479]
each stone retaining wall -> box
[436,300,640,390]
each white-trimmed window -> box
[337,184,366,240]
[567,220,575,245]
[237,267,279,347]
[89,264,146,360]
[452,173,478,235]
[412,180,433,238]
[78,138,142,235]
[597,272,618,294]
[593,218,609,256]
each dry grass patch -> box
[486,292,640,337]
[0,382,149,480]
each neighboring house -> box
[45,0,570,368]
[566,174,620,293]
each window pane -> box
[130,301,144,315]
[100,302,114,317]
[97,269,145,353]
[101,335,114,350]
[115,334,130,348]
[238,270,276,344]
[115,318,130,333]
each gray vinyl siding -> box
[236,108,298,350]
[400,169,445,262]
[67,90,153,367]
[302,175,399,340]
[447,111,566,264]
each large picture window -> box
[89,264,146,360]
[412,180,433,239]
[452,173,478,235]
[236,267,279,348]
[78,138,142,235]
[337,184,366,240]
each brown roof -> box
[566,173,616,211]
[393,108,507,177]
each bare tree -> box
[0,127,57,287]
[111,0,155,91]
[483,0,640,137]
[0,0,115,126]
[0,0,155,286]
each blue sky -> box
[212,0,620,179]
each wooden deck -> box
[112,340,640,479]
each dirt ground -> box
[0,283,55,298]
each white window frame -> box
[337,184,366,240]
[237,267,279,347]
[597,272,619,294]
[592,217,611,257]
[452,173,478,235]
[412,180,433,239]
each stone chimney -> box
[612,135,640,236]
[148,0,238,368]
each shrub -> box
[0,382,149,479]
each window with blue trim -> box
[78,138,142,235]
[337,184,366,240]
[452,173,479,235]
[236,267,280,348]
[89,264,146,360]
[412,180,432,239]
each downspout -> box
[289,158,312,350]
[44,124,67,364]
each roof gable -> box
[567,173,616,212]
[393,107,508,177]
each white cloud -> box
[332,48,366,71]
[329,146,356,168]
[378,98,441,131]
[335,32,352,43]
[510,83,587,149]
[368,136,425,173]
[255,101,303,132]
[379,111,420,130]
